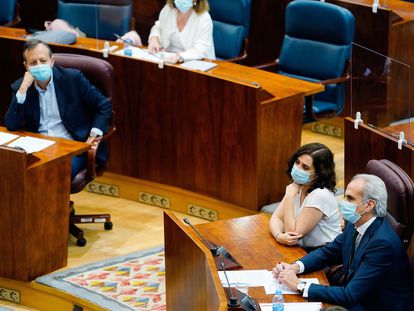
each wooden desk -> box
[0,127,89,282]
[0,28,323,211]
[164,211,329,310]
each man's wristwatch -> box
[296,281,306,294]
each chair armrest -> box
[320,60,350,85]
[254,58,279,71]
[86,112,117,177]
[225,38,249,63]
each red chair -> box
[54,53,116,246]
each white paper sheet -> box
[260,302,322,311]
[264,270,319,294]
[114,47,175,63]
[218,270,268,287]
[0,132,19,145]
[180,60,217,72]
[7,136,56,153]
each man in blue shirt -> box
[274,174,414,310]
[5,39,112,179]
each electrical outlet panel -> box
[312,122,342,138]
[86,181,119,197]
[188,204,218,221]
[0,287,20,303]
[138,192,170,209]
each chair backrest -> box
[366,159,414,248]
[54,53,113,99]
[57,0,132,40]
[209,0,251,60]
[0,0,16,24]
[54,53,115,193]
[279,0,354,80]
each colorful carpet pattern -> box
[36,246,166,311]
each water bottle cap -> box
[275,289,282,295]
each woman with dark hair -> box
[269,143,341,250]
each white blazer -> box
[149,4,216,60]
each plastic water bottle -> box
[123,38,133,57]
[272,289,284,311]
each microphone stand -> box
[221,262,240,308]
[183,218,220,256]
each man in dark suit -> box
[5,39,112,179]
[274,174,414,310]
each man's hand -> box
[18,71,35,94]
[277,231,303,246]
[277,269,301,292]
[272,262,300,279]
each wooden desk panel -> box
[164,211,329,309]
[344,118,414,185]
[0,127,89,282]
[0,29,322,211]
[195,213,329,304]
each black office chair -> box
[54,53,116,246]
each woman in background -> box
[269,143,341,252]
[148,0,215,63]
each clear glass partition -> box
[351,43,412,146]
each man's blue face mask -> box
[340,200,368,224]
[29,64,52,82]
[174,0,193,13]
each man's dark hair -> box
[23,39,52,61]
[286,142,336,193]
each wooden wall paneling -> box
[344,118,414,186]
[257,94,303,207]
[244,0,291,66]
[19,0,57,29]
[133,0,164,43]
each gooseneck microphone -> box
[183,218,221,256]
[221,262,240,308]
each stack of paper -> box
[7,136,56,153]
[0,132,19,145]
[180,60,217,72]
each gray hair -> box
[352,174,387,217]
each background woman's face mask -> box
[291,164,312,185]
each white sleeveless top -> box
[294,188,342,248]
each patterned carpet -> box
[36,246,166,311]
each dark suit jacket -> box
[4,65,112,163]
[300,217,414,310]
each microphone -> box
[220,261,240,308]
[183,218,220,256]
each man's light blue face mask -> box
[340,200,369,224]
[28,64,52,82]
